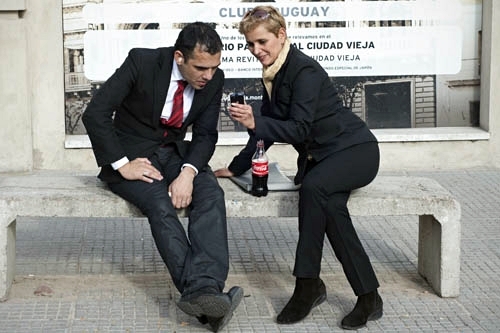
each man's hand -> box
[168,167,196,209]
[117,158,163,183]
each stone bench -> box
[0,171,461,301]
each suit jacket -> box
[227,45,377,184]
[82,47,224,183]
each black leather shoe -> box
[341,289,383,330]
[177,287,231,318]
[207,286,244,332]
[276,278,327,324]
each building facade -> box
[0,0,498,173]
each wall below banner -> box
[0,0,499,173]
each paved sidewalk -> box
[0,168,499,332]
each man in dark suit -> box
[82,22,242,332]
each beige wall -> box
[0,0,499,173]
[480,0,500,167]
[0,5,31,172]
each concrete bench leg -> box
[418,214,460,297]
[0,211,16,302]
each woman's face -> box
[244,24,286,67]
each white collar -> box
[171,60,185,82]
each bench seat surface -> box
[0,170,461,298]
[0,171,460,220]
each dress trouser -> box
[108,145,229,295]
[293,141,380,296]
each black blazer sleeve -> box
[82,49,143,167]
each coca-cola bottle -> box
[251,139,269,197]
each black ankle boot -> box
[276,277,327,324]
[341,289,383,330]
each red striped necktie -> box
[162,80,188,129]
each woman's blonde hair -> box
[239,6,286,37]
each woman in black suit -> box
[214,6,383,330]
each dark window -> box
[365,82,412,129]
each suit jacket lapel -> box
[183,88,207,125]
[152,48,175,126]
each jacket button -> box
[307,154,313,161]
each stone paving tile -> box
[1,169,500,332]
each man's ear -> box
[174,50,184,65]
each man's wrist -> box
[112,157,129,170]
[181,163,198,176]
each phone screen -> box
[230,92,245,104]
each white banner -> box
[83,1,463,81]
[82,1,461,24]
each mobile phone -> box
[230,92,245,104]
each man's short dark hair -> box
[174,22,223,60]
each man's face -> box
[175,46,221,90]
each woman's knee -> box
[300,174,324,197]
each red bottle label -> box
[252,161,269,176]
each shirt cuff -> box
[181,163,198,176]
[111,157,130,170]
